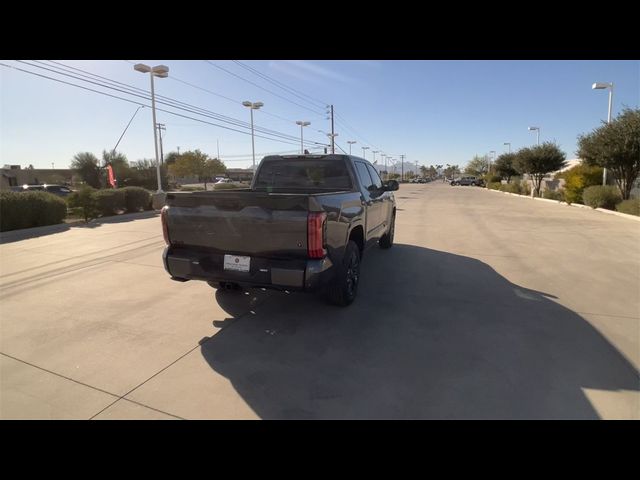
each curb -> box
[483,188,640,222]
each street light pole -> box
[592,82,614,185]
[362,146,369,159]
[528,126,540,145]
[372,150,378,166]
[243,101,264,170]
[296,121,311,154]
[157,123,166,164]
[504,142,511,153]
[134,64,168,194]
[347,140,356,154]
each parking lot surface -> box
[1,184,638,419]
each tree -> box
[465,155,489,177]
[129,159,169,190]
[102,150,131,187]
[444,164,460,179]
[168,149,226,189]
[494,153,519,183]
[202,158,227,186]
[556,163,603,204]
[428,166,437,178]
[420,165,428,178]
[70,152,101,188]
[577,107,640,200]
[515,143,567,197]
[164,151,181,166]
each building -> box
[1,165,76,191]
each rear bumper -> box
[163,246,335,291]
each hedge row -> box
[68,186,152,219]
[582,185,622,209]
[0,191,67,232]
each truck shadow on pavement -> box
[202,244,639,419]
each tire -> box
[379,213,395,249]
[326,241,361,306]
[207,281,221,289]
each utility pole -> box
[400,154,405,182]
[156,123,166,164]
[327,105,335,154]
[177,146,180,155]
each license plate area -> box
[223,254,251,272]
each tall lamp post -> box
[489,150,496,174]
[528,126,540,145]
[592,82,614,185]
[134,63,169,193]
[347,140,357,154]
[242,101,264,171]
[296,120,311,154]
[362,146,369,159]
[504,142,511,153]
[372,150,379,166]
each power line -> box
[231,60,328,110]
[19,61,327,148]
[205,61,326,117]
[128,61,304,126]
[0,62,315,149]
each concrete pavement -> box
[1,183,638,419]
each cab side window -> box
[354,161,374,191]
[365,164,383,190]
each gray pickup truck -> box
[161,154,398,306]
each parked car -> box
[215,178,233,184]
[162,154,399,306]
[451,176,483,186]
[12,184,74,197]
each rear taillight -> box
[307,212,327,259]
[161,206,171,245]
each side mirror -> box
[384,180,399,191]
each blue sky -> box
[1,60,638,172]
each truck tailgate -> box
[165,191,311,258]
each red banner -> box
[107,164,117,188]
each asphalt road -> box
[1,183,638,419]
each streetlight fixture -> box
[592,81,614,185]
[528,126,540,145]
[347,140,357,154]
[134,63,169,193]
[295,120,311,154]
[242,100,264,170]
[372,150,379,165]
[489,150,496,174]
[504,142,511,153]
[362,146,369,159]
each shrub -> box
[582,185,622,209]
[615,198,640,216]
[557,164,603,204]
[520,181,532,196]
[488,182,502,190]
[179,186,205,192]
[67,186,98,222]
[121,186,151,213]
[0,191,67,232]
[543,189,565,201]
[485,174,502,183]
[501,182,522,194]
[94,189,126,216]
